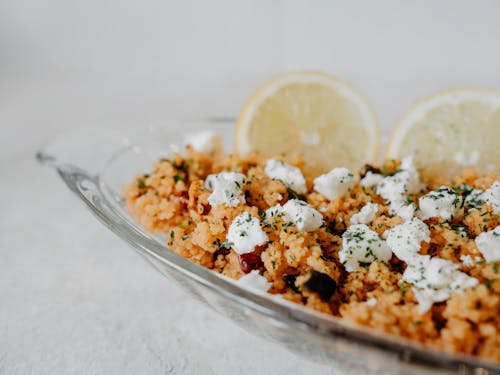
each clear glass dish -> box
[37,120,499,375]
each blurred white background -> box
[2,0,500,158]
[1,1,500,374]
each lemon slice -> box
[234,71,380,175]
[386,89,500,172]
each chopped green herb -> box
[221,240,234,249]
[137,177,146,189]
[399,282,408,297]
[171,160,188,174]
[287,187,306,201]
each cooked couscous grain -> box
[124,146,500,362]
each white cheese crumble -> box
[397,204,417,221]
[400,156,425,194]
[475,226,500,263]
[465,181,500,214]
[282,199,323,231]
[264,158,307,194]
[376,172,409,212]
[375,156,423,221]
[226,212,268,254]
[465,189,486,210]
[206,172,246,207]
[350,203,379,225]
[360,171,384,188]
[313,167,355,201]
[384,218,430,263]
[365,297,377,307]
[184,130,222,153]
[418,187,463,220]
[402,255,478,314]
[484,181,500,215]
[237,270,272,293]
[460,254,474,267]
[264,204,286,224]
[340,224,392,272]
[376,172,416,220]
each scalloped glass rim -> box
[37,120,500,374]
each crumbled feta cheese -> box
[475,226,500,263]
[206,172,246,207]
[340,224,392,272]
[465,189,486,210]
[465,182,500,214]
[484,181,500,215]
[376,172,408,208]
[264,204,285,223]
[460,254,474,267]
[313,167,355,201]
[237,270,272,293]
[399,156,425,194]
[265,201,323,232]
[402,255,478,314]
[350,203,379,225]
[397,204,417,221]
[226,212,268,254]
[365,297,377,307]
[264,158,307,194]
[376,159,423,221]
[184,130,222,153]
[385,218,430,262]
[360,171,384,188]
[282,199,323,231]
[418,187,463,220]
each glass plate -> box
[37,120,499,375]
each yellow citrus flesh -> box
[386,89,500,173]
[234,71,380,176]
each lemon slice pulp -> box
[386,89,500,173]
[234,71,380,175]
